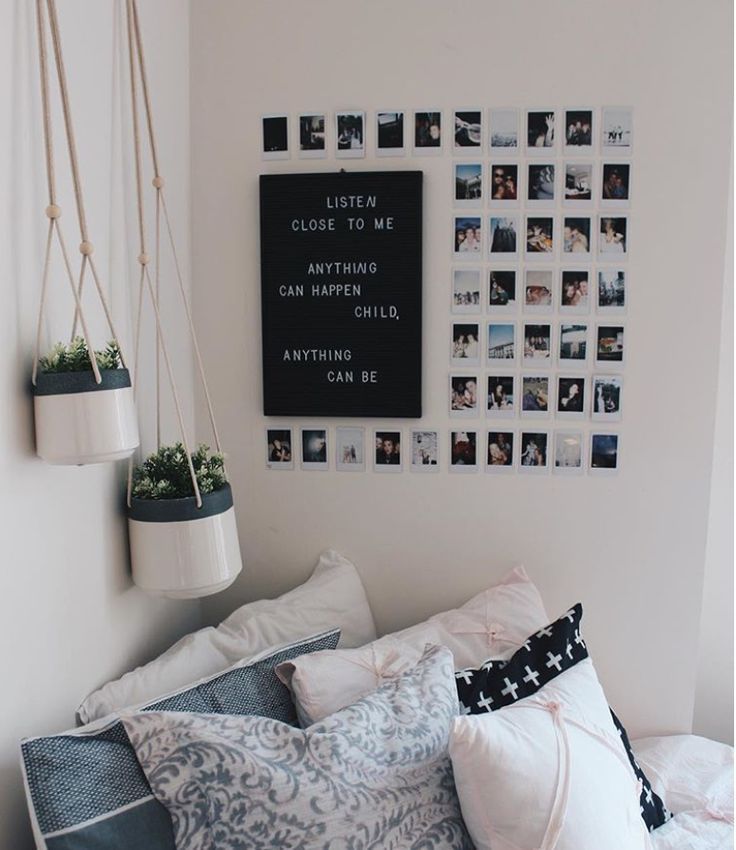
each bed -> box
[635,734,734,850]
[21,554,734,850]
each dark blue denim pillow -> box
[21,629,340,850]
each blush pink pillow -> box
[277,565,548,725]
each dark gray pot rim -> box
[33,368,131,397]
[127,482,233,523]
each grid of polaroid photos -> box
[265,424,621,475]
[261,107,630,475]
[449,106,630,474]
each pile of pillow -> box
[21,549,670,850]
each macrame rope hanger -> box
[33,0,127,387]
[124,0,226,509]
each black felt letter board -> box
[260,171,423,417]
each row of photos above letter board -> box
[259,171,423,417]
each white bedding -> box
[633,735,734,850]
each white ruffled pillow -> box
[78,550,376,723]
[276,565,548,725]
[449,658,653,850]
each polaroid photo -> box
[376,110,405,156]
[591,375,623,422]
[601,163,631,206]
[558,323,589,366]
[601,107,633,152]
[487,374,515,417]
[560,270,591,314]
[454,163,483,207]
[298,113,327,158]
[598,216,629,258]
[527,163,556,206]
[487,322,516,364]
[374,430,402,472]
[525,216,555,259]
[562,217,592,258]
[335,111,365,159]
[261,114,289,160]
[450,430,479,472]
[301,428,328,470]
[597,269,626,314]
[489,108,519,152]
[488,163,520,207]
[553,430,585,475]
[519,430,549,472]
[414,110,443,154]
[596,324,625,368]
[450,374,479,417]
[489,216,519,257]
[452,268,482,314]
[488,269,517,313]
[564,162,594,206]
[556,376,587,419]
[454,109,483,153]
[411,429,440,472]
[523,322,552,366]
[486,430,515,472]
[266,428,294,470]
[451,322,481,366]
[524,269,554,314]
[521,374,550,418]
[564,109,594,152]
[590,432,620,474]
[335,426,365,471]
[526,109,556,154]
[454,216,482,258]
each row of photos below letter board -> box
[265,427,620,474]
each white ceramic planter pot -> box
[128,483,243,599]
[33,369,139,465]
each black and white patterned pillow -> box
[611,709,672,831]
[455,604,672,833]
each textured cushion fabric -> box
[612,710,673,832]
[454,603,671,833]
[450,659,654,850]
[454,603,589,713]
[21,630,340,850]
[633,735,734,850]
[122,645,474,850]
[78,549,375,723]
[277,564,549,724]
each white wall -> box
[0,2,199,847]
[191,0,733,741]
[694,147,734,745]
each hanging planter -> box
[123,0,242,598]
[127,444,242,598]
[33,338,138,465]
[32,0,138,466]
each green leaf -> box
[131,443,227,500]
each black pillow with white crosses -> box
[454,603,672,833]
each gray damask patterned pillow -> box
[122,645,473,850]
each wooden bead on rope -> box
[138,252,149,266]
[152,176,164,188]
[79,240,94,255]
[45,204,61,219]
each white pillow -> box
[449,659,653,850]
[77,550,376,723]
[276,564,548,725]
